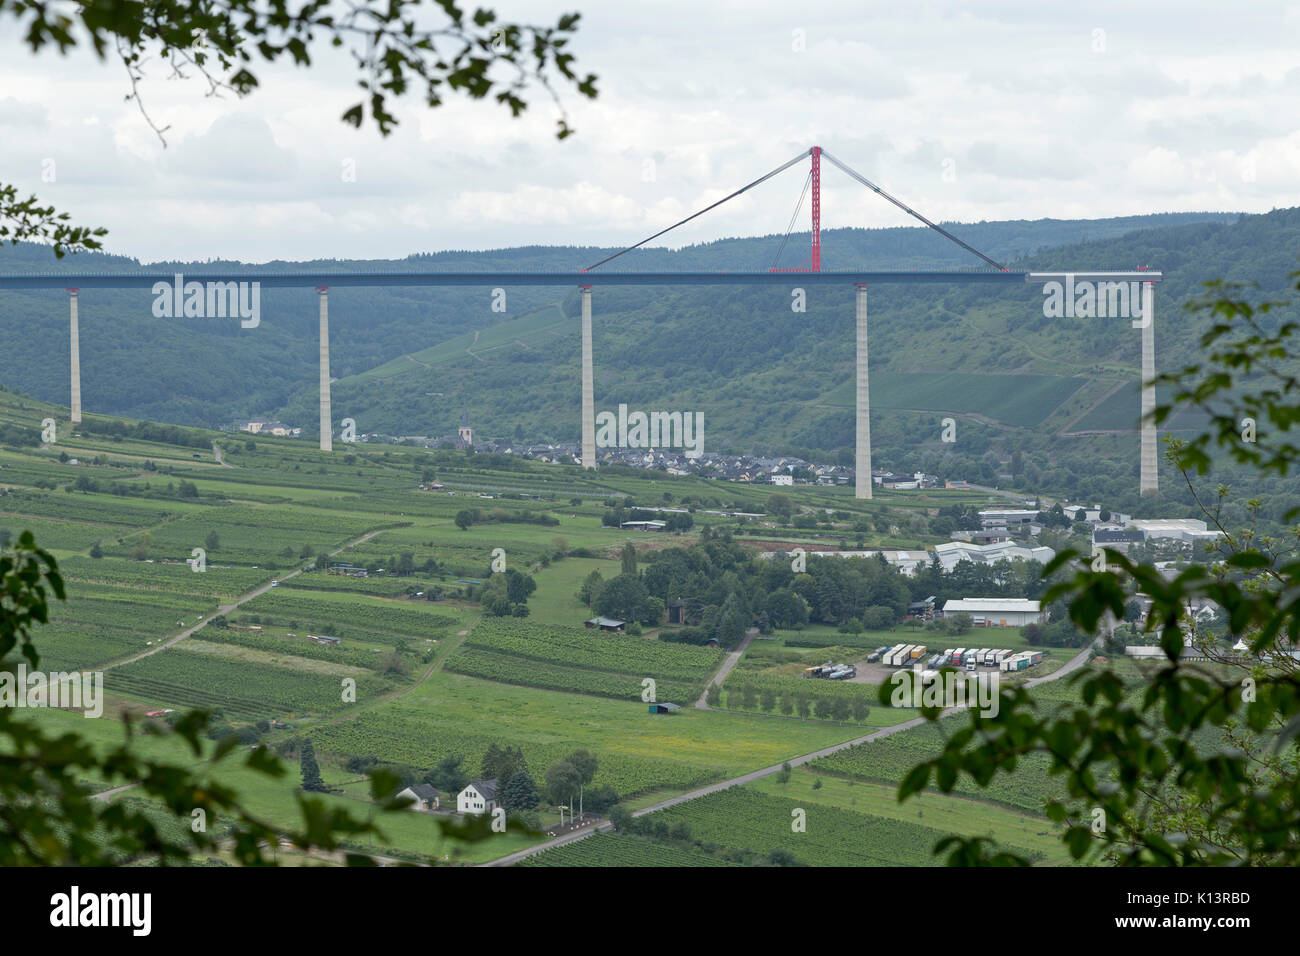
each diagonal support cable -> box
[583,148,812,272]
[771,171,812,271]
[820,148,1007,271]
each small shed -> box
[648,702,681,714]
[585,616,626,633]
[666,600,686,624]
[395,783,440,811]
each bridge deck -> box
[0,270,1161,290]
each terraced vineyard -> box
[810,720,1065,814]
[238,589,460,645]
[128,506,386,566]
[445,618,723,702]
[104,645,394,719]
[59,556,271,601]
[282,575,437,598]
[312,707,716,796]
[194,627,412,672]
[0,488,186,528]
[39,587,212,669]
[518,831,736,867]
[645,787,946,867]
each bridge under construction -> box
[0,146,1164,495]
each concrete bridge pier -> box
[855,283,872,499]
[580,285,595,469]
[1139,281,1157,495]
[318,286,332,452]
[68,288,81,424]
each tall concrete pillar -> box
[855,284,872,499]
[1139,281,1157,495]
[318,287,332,452]
[580,285,595,469]
[68,288,81,424]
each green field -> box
[445,617,724,704]
[312,670,867,798]
[518,830,736,867]
[747,768,1072,864]
[0,386,1122,865]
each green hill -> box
[8,206,1300,512]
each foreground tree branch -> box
[0,0,598,256]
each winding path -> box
[483,639,1099,866]
[105,529,386,671]
[694,630,754,709]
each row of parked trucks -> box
[803,662,858,680]
[867,645,1045,672]
[866,644,928,667]
[1000,650,1045,672]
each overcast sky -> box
[3,1,1300,263]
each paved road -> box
[695,631,755,709]
[484,639,1099,866]
[90,782,143,803]
[88,529,390,803]
[105,529,385,671]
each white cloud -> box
[0,0,1298,262]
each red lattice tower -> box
[810,145,821,272]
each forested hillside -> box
[0,210,1240,429]
[7,207,1300,517]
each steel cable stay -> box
[819,148,1007,272]
[582,145,1007,274]
[770,171,812,272]
[582,148,813,272]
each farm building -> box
[666,600,687,624]
[941,598,1045,627]
[1093,527,1145,552]
[1128,519,1222,545]
[933,540,1056,572]
[620,520,666,531]
[457,779,499,815]
[978,509,1040,529]
[1123,645,1209,661]
[585,616,626,633]
[396,783,440,811]
[907,596,937,621]
[648,702,681,714]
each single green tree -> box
[501,772,538,811]
[299,739,327,792]
[545,760,581,807]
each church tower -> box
[458,405,472,446]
